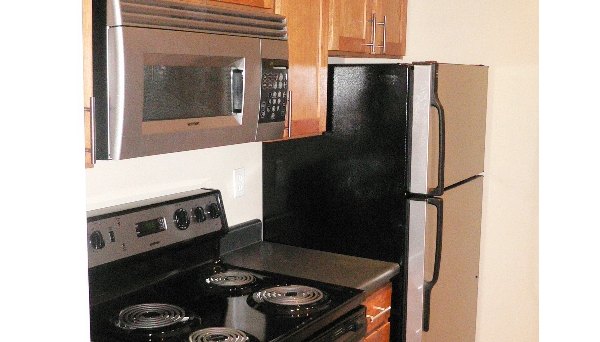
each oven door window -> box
[142,54,245,134]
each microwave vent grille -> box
[109,0,287,39]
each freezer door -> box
[423,176,483,342]
[409,63,488,195]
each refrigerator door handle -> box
[409,63,446,197]
[429,63,445,196]
[423,196,443,332]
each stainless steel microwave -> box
[92,0,289,160]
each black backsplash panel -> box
[263,64,410,264]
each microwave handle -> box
[231,68,244,114]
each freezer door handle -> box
[422,197,443,331]
[409,63,446,196]
[429,63,445,196]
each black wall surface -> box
[262,64,410,265]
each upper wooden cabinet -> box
[275,0,329,138]
[208,0,274,12]
[328,0,406,57]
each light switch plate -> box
[233,168,245,198]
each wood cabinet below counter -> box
[363,282,392,341]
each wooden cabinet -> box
[274,0,329,137]
[209,0,273,8]
[207,0,274,12]
[328,0,406,57]
[83,0,94,168]
[363,282,392,341]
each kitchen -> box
[1,0,540,341]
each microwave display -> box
[142,54,245,123]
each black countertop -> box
[222,241,400,295]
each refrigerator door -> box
[409,63,488,195]
[407,176,483,342]
[423,176,483,342]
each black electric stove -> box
[87,189,366,342]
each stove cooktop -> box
[89,261,364,342]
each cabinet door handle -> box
[362,13,377,54]
[375,15,387,54]
[84,96,96,164]
[366,305,391,323]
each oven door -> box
[107,26,261,160]
[308,306,367,342]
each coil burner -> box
[249,285,331,317]
[112,303,200,341]
[189,327,256,342]
[203,270,260,296]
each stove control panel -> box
[86,189,228,268]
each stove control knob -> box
[89,231,105,250]
[207,203,221,219]
[193,206,207,223]
[173,208,190,230]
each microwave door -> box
[106,26,262,160]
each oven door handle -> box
[423,197,443,332]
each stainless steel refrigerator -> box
[262,62,488,342]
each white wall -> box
[405,1,539,342]
[2,3,91,340]
[86,143,263,226]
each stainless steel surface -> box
[87,189,226,268]
[409,65,434,195]
[407,200,426,342]
[363,13,377,54]
[103,1,289,159]
[107,26,125,159]
[222,242,400,295]
[108,0,287,40]
[376,15,387,54]
[87,96,97,164]
[422,177,483,342]
[255,39,288,141]
[435,64,488,187]
[366,305,391,323]
[108,27,261,159]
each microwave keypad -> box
[259,70,288,123]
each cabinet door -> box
[207,0,274,12]
[363,283,392,335]
[83,0,93,168]
[364,322,391,342]
[374,0,406,56]
[275,0,328,137]
[328,0,373,55]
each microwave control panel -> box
[259,59,288,123]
